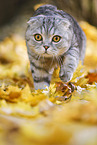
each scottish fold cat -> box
[26,5,86,89]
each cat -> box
[25,4,86,90]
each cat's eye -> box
[34,34,43,41]
[52,35,61,43]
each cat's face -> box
[26,16,72,57]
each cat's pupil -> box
[37,35,39,39]
[55,37,58,40]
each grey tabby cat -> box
[26,4,86,89]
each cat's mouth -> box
[42,51,51,57]
[43,52,49,55]
[43,50,49,54]
[45,50,48,53]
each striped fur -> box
[26,5,86,89]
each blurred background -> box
[0,0,97,40]
[0,0,97,73]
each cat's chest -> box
[30,56,59,76]
[40,58,58,74]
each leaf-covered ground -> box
[0,22,97,145]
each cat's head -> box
[26,15,73,57]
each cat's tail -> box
[33,4,57,16]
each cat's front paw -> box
[59,71,73,82]
[34,82,49,90]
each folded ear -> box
[27,17,36,24]
[62,19,71,29]
[55,18,71,29]
[27,15,45,25]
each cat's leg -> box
[33,75,51,90]
[30,63,51,90]
[59,47,79,82]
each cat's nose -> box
[43,45,50,50]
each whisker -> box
[57,57,60,65]
[37,55,41,61]
[57,56,62,66]
[60,56,63,65]
[50,55,54,68]
[42,56,44,68]
[56,56,59,65]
